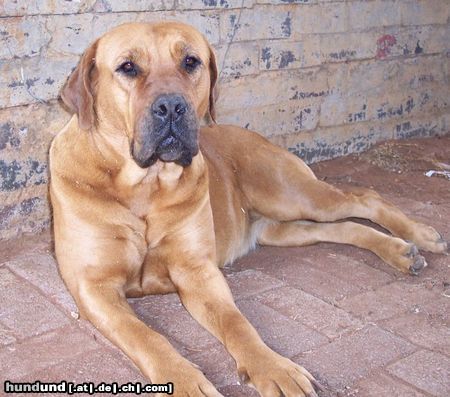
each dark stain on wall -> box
[279,50,295,68]
[294,107,311,131]
[0,123,21,150]
[281,13,292,37]
[377,98,415,120]
[329,50,357,60]
[395,122,432,139]
[288,131,377,164]
[348,104,367,123]
[290,90,329,100]
[0,196,47,231]
[203,0,229,7]
[261,47,272,69]
[414,41,424,54]
[0,159,47,191]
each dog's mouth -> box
[155,133,198,166]
[131,128,199,169]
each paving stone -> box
[224,269,284,300]
[0,267,70,339]
[6,253,77,314]
[303,253,393,289]
[0,325,99,380]
[382,311,450,356]
[418,254,450,290]
[18,348,146,384]
[337,282,438,322]
[253,256,364,303]
[294,325,415,391]
[187,341,239,388]
[237,300,327,358]
[0,323,16,346]
[130,293,218,350]
[419,295,450,326]
[348,371,427,397]
[256,286,363,339]
[219,384,259,397]
[388,350,450,396]
[0,230,52,264]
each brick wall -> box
[1,0,449,240]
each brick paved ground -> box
[1,136,449,396]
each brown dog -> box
[50,22,447,396]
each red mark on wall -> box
[376,35,397,59]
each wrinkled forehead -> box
[95,22,210,66]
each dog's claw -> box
[438,238,448,252]
[409,254,427,275]
[406,244,419,258]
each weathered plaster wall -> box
[1,0,449,240]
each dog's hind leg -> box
[257,220,427,274]
[235,136,447,255]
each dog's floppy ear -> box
[61,40,98,131]
[207,45,218,123]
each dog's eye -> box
[183,56,201,72]
[117,61,139,77]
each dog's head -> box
[61,22,218,168]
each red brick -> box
[0,324,16,346]
[256,286,363,339]
[130,294,218,350]
[237,300,327,358]
[0,268,70,339]
[303,253,393,289]
[6,253,77,314]
[294,325,415,390]
[232,243,392,303]
[349,371,427,397]
[219,384,259,397]
[382,311,450,356]
[0,325,99,379]
[254,255,363,303]
[224,269,284,300]
[419,295,450,325]
[418,251,450,285]
[387,350,450,396]
[0,230,52,264]
[18,348,146,384]
[187,342,239,388]
[337,282,437,322]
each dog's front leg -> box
[76,277,223,397]
[169,263,320,397]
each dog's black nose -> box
[152,94,187,123]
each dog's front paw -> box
[237,349,322,397]
[154,361,223,397]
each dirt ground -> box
[0,135,449,396]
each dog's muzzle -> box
[131,93,199,168]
